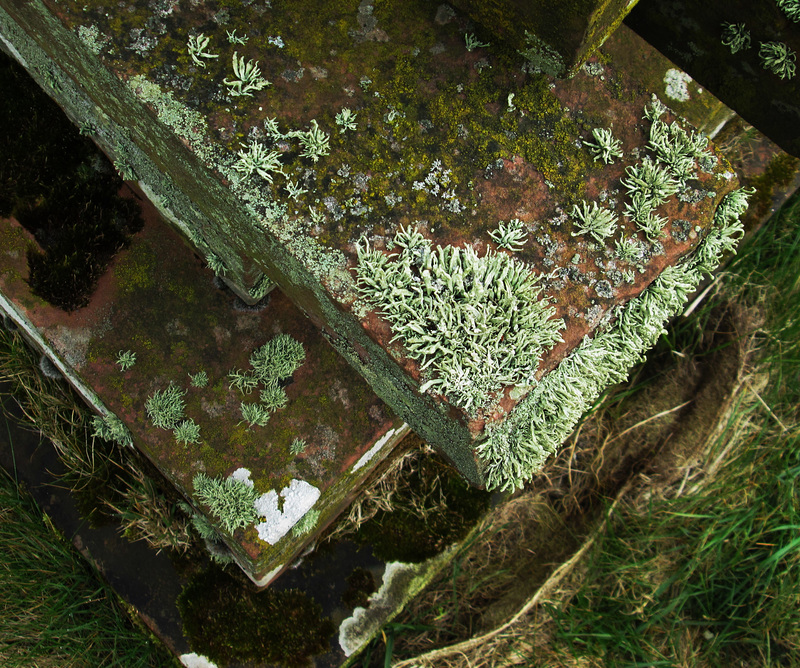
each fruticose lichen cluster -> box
[478,185,753,491]
[719,16,796,80]
[355,226,565,413]
[228,334,306,428]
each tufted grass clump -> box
[355,226,564,412]
[546,192,800,667]
[0,469,176,666]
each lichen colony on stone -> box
[355,226,564,412]
[478,186,754,492]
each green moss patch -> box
[177,565,335,667]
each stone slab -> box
[625,0,800,157]
[448,0,642,77]
[0,188,407,585]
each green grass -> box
[547,192,800,667]
[0,466,177,667]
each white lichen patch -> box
[179,653,219,668]
[339,562,426,656]
[127,75,216,164]
[663,68,692,102]
[254,479,320,544]
[230,467,253,487]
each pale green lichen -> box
[776,0,800,22]
[229,334,306,426]
[193,472,259,534]
[288,120,330,163]
[478,187,754,492]
[228,369,259,394]
[570,202,617,242]
[248,273,274,301]
[127,76,215,164]
[226,29,249,45]
[174,418,201,445]
[355,226,564,412]
[759,41,797,80]
[145,385,186,429]
[584,127,624,165]
[187,33,219,68]
[518,30,565,77]
[615,236,643,264]
[489,219,528,251]
[335,108,358,133]
[285,180,308,201]
[115,349,136,371]
[76,24,109,55]
[290,438,308,455]
[205,253,227,276]
[464,33,490,52]
[291,509,320,537]
[189,370,209,388]
[232,141,285,183]
[240,401,272,428]
[223,51,272,97]
[259,383,289,412]
[720,22,751,54]
[648,119,709,182]
[92,413,133,447]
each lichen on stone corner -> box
[478,185,754,492]
[254,479,321,544]
[354,226,565,413]
[127,75,217,165]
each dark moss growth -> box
[342,567,377,609]
[177,565,335,667]
[0,51,142,311]
[352,452,492,563]
[747,153,800,221]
